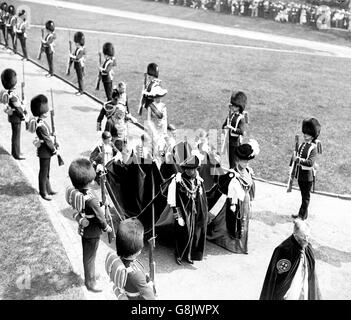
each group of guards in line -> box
[0,2,323,300]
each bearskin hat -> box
[147,63,159,78]
[1,68,17,90]
[230,91,247,113]
[115,217,144,258]
[302,118,321,140]
[180,154,200,169]
[30,94,49,117]
[0,2,8,11]
[7,4,14,15]
[102,42,114,57]
[74,31,85,46]
[45,20,55,32]
[68,158,96,189]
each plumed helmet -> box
[18,9,26,17]
[30,94,49,117]
[102,42,114,57]
[7,4,15,15]
[45,20,55,32]
[230,91,247,113]
[73,31,85,46]
[0,2,8,11]
[234,144,255,161]
[1,68,17,90]
[68,158,96,189]
[115,217,144,258]
[147,63,159,78]
[180,154,200,169]
[302,118,321,140]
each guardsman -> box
[15,10,28,60]
[41,20,56,77]
[99,42,116,101]
[222,91,247,168]
[69,31,86,95]
[292,118,321,220]
[68,158,112,292]
[0,2,8,47]
[6,4,16,53]
[1,68,26,160]
[30,94,58,201]
[138,62,161,116]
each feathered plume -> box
[248,139,260,157]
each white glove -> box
[96,164,104,172]
[177,217,185,227]
[104,225,112,233]
[230,204,236,212]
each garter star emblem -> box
[276,259,291,274]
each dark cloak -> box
[259,235,322,300]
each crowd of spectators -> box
[149,0,351,31]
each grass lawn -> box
[11,0,351,194]
[0,146,85,300]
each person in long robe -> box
[206,139,259,254]
[260,219,321,300]
[167,154,208,265]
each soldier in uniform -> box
[40,20,56,77]
[292,118,321,220]
[114,217,156,300]
[167,154,208,265]
[15,10,28,60]
[30,94,58,201]
[0,2,8,47]
[69,31,86,96]
[99,42,116,101]
[222,91,247,168]
[1,68,26,160]
[138,62,161,116]
[5,4,16,53]
[68,158,112,292]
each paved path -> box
[21,0,351,58]
[0,56,350,299]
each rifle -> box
[286,134,299,193]
[95,41,102,90]
[137,72,147,116]
[66,30,73,76]
[37,28,44,60]
[220,109,231,154]
[50,89,64,166]
[148,170,157,296]
[21,61,29,129]
[100,144,115,244]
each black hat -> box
[230,91,247,113]
[68,158,96,189]
[73,31,85,46]
[147,63,159,78]
[1,68,17,90]
[234,143,255,160]
[167,123,176,131]
[180,154,200,169]
[0,2,7,11]
[302,118,321,140]
[115,217,144,258]
[7,4,14,15]
[102,131,112,140]
[18,9,26,17]
[30,94,49,117]
[45,20,55,32]
[103,42,114,57]
[111,88,119,100]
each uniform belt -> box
[300,165,313,171]
[85,214,95,218]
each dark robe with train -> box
[260,235,321,300]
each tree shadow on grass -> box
[0,182,37,197]
[311,241,351,268]
[2,270,84,300]
[71,106,99,113]
[251,210,291,226]
[0,146,10,156]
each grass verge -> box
[0,145,85,300]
